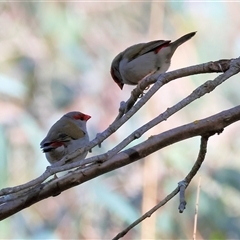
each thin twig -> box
[0,58,237,198]
[185,136,209,183]
[115,59,231,119]
[112,136,209,240]
[112,187,180,240]
[40,59,237,169]
[1,105,240,220]
[178,181,187,213]
[51,58,233,167]
[92,58,238,163]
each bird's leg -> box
[137,70,156,98]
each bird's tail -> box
[170,31,196,53]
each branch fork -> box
[0,57,240,235]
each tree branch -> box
[39,58,236,171]
[1,104,240,220]
[0,56,239,221]
[2,57,236,200]
[112,135,210,239]
[116,59,231,118]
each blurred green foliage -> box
[1,2,240,239]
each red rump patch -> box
[73,113,91,121]
[154,41,171,54]
[50,142,64,148]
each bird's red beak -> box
[83,114,91,121]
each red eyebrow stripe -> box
[73,114,91,121]
[154,41,171,54]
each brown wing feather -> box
[59,121,85,140]
[43,119,85,143]
[62,121,85,139]
[124,40,170,62]
[138,40,170,55]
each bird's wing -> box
[59,122,85,140]
[40,120,85,147]
[125,40,171,62]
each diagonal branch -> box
[56,57,238,169]
[112,135,210,240]
[116,59,231,118]
[0,57,236,200]
[44,58,236,169]
[49,57,239,171]
[1,105,240,220]
[0,57,234,199]
[178,135,209,212]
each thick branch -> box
[42,58,237,167]
[1,105,240,220]
[113,136,209,240]
[1,57,237,198]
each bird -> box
[40,111,91,165]
[110,31,196,89]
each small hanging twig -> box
[112,135,210,240]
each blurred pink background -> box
[1,2,240,239]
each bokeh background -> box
[1,1,240,239]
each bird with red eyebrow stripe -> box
[40,111,91,165]
[110,32,196,90]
